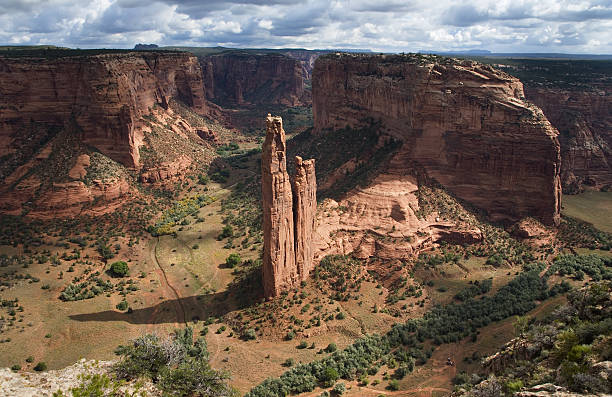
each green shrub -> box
[505,379,523,393]
[225,253,241,268]
[242,328,256,340]
[116,300,128,311]
[332,382,346,395]
[157,357,236,397]
[109,261,129,277]
[321,366,339,387]
[325,342,337,353]
[387,379,399,391]
[33,362,47,371]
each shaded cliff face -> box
[313,54,561,225]
[524,86,611,192]
[492,58,612,193]
[0,51,207,168]
[200,53,305,107]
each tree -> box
[321,367,339,387]
[33,362,47,371]
[219,225,234,239]
[225,253,241,268]
[109,261,129,277]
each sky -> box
[1,0,611,53]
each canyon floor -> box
[0,113,611,395]
[1,151,610,395]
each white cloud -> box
[0,0,610,53]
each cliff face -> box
[313,54,562,225]
[0,51,208,168]
[524,86,611,192]
[262,115,317,297]
[200,53,305,107]
[0,51,212,217]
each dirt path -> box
[149,237,188,326]
[300,385,451,397]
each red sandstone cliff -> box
[200,52,305,107]
[0,51,208,168]
[313,54,562,226]
[524,86,611,192]
[0,50,212,217]
[292,156,317,278]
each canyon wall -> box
[524,86,611,192]
[0,51,208,168]
[313,54,561,225]
[200,52,305,107]
[262,115,316,298]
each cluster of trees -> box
[211,169,230,183]
[247,270,551,396]
[558,216,612,250]
[454,279,492,301]
[455,281,612,395]
[147,194,215,237]
[546,254,612,281]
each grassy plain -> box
[562,191,612,233]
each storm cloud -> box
[0,0,610,53]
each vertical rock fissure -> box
[262,114,316,298]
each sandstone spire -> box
[293,156,317,278]
[261,114,317,298]
[262,114,297,297]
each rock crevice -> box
[262,115,316,297]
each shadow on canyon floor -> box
[69,290,244,325]
[70,267,263,324]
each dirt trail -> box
[149,237,188,326]
[300,385,451,397]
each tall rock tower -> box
[293,156,317,278]
[261,114,317,298]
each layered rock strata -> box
[0,51,208,168]
[313,53,562,225]
[262,115,316,297]
[200,52,305,107]
[524,86,612,192]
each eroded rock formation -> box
[262,115,297,297]
[293,156,317,278]
[0,50,212,217]
[200,52,305,107]
[262,115,316,297]
[313,53,561,226]
[0,51,208,168]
